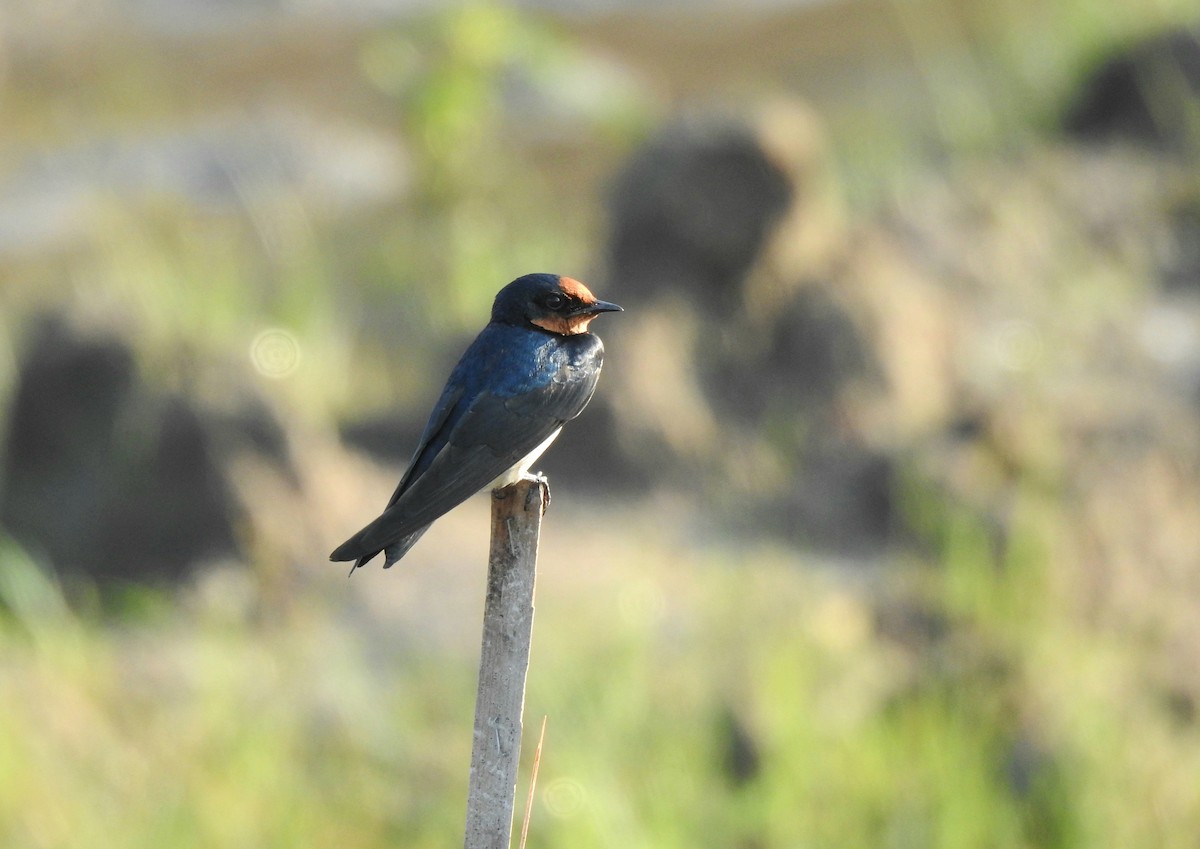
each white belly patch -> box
[488,427,562,489]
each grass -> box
[3,475,1198,848]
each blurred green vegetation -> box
[4,480,1198,847]
[2,0,1200,847]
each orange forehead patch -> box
[558,276,597,303]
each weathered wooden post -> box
[463,478,546,849]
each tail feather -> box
[329,536,367,563]
[381,526,431,567]
[330,525,431,574]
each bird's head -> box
[492,273,623,336]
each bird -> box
[330,273,623,571]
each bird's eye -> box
[544,294,565,310]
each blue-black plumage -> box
[330,273,622,570]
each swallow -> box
[330,273,622,571]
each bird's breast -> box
[493,329,603,396]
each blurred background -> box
[2,0,1200,846]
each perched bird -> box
[330,273,622,571]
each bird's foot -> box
[522,470,550,514]
[493,472,549,514]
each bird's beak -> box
[580,299,623,315]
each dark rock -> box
[1,318,140,574]
[89,396,240,585]
[0,316,295,590]
[605,116,793,311]
[1163,200,1200,293]
[599,108,893,552]
[703,283,879,425]
[716,705,761,788]
[1161,685,1197,726]
[771,436,895,553]
[1063,27,1200,150]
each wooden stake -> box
[463,478,546,849]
